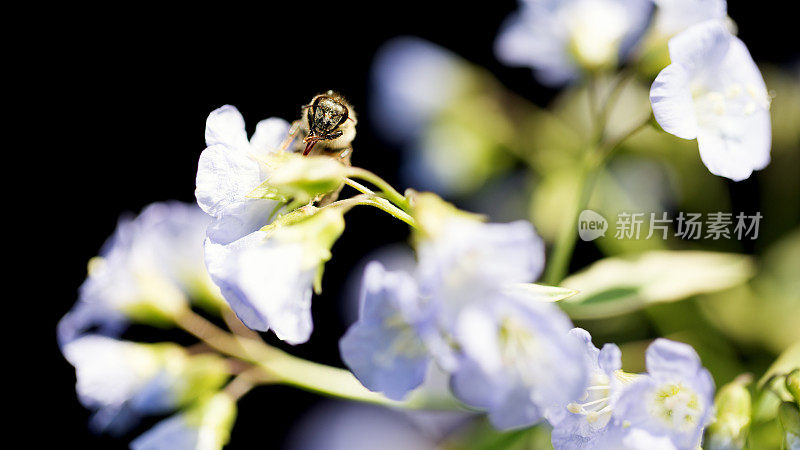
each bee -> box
[280,91,357,205]
[282,90,357,166]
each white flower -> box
[449,298,587,429]
[204,208,344,344]
[204,233,314,344]
[650,21,771,181]
[58,202,217,346]
[495,0,652,85]
[416,217,545,328]
[196,105,347,344]
[339,262,433,400]
[370,37,467,145]
[613,339,715,450]
[196,105,289,245]
[63,336,228,434]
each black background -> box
[38,1,795,448]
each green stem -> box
[597,67,636,134]
[543,157,602,284]
[327,194,417,228]
[343,178,375,196]
[597,117,652,165]
[543,116,652,285]
[346,167,410,212]
[176,310,457,409]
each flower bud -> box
[787,368,800,406]
[406,190,483,239]
[248,153,347,205]
[706,374,752,450]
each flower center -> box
[371,314,427,367]
[692,82,771,123]
[499,317,546,388]
[567,370,640,429]
[647,382,703,431]
[568,372,612,427]
[565,0,630,70]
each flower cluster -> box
[374,0,770,192]
[340,193,587,429]
[58,0,790,441]
[340,194,716,448]
[57,202,238,441]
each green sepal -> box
[248,153,347,205]
[183,392,238,449]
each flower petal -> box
[340,262,430,400]
[650,63,699,139]
[716,37,772,171]
[494,10,578,86]
[204,105,249,151]
[667,20,730,73]
[236,243,314,344]
[645,338,703,379]
[599,343,622,374]
[204,233,270,331]
[195,143,263,218]
[205,198,276,245]
[250,117,290,159]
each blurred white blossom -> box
[58,202,219,345]
[63,336,228,434]
[650,21,771,181]
[651,0,727,39]
[495,0,652,85]
[341,194,588,428]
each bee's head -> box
[303,91,357,154]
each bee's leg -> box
[280,120,306,153]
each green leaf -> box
[559,250,755,319]
[504,283,579,303]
